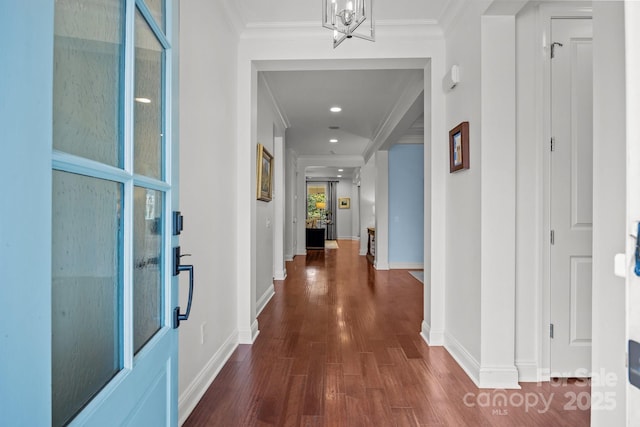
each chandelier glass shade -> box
[322,0,375,48]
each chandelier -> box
[322,0,375,48]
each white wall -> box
[359,154,377,255]
[443,0,487,380]
[626,2,640,424]
[284,148,298,260]
[592,2,627,425]
[177,0,241,422]
[255,77,286,311]
[514,3,542,382]
[335,179,354,239]
[375,151,389,270]
[443,0,521,389]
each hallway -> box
[185,241,589,426]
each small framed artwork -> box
[449,121,470,173]
[256,143,273,202]
[338,197,350,209]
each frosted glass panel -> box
[144,0,165,32]
[53,0,123,167]
[52,171,122,426]
[134,187,163,353]
[134,11,164,179]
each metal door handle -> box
[173,246,194,328]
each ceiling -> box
[262,69,423,157]
[246,1,440,179]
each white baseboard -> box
[444,331,481,387]
[178,331,238,426]
[238,319,259,344]
[443,332,520,390]
[420,321,444,346]
[274,269,287,281]
[257,284,275,316]
[389,262,424,270]
[478,366,521,389]
[516,360,541,383]
[374,262,389,271]
[285,254,294,262]
[359,250,367,256]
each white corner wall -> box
[335,179,354,239]
[626,2,640,424]
[515,3,542,383]
[443,0,486,382]
[360,154,377,256]
[592,1,626,425]
[284,148,298,260]
[374,151,389,270]
[177,0,241,422]
[443,0,521,389]
[255,78,286,312]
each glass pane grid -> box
[133,187,164,354]
[53,0,124,168]
[134,9,165,181]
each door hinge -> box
[551,41,563,59]
[550,323,555,339]
[551,230,555,245]
[550,137,555,152]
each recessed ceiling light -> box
[337,175,343,178]
[338,169,344,172]
[135,97,151,104]
[330,106,342,113]
[330,139,338,143]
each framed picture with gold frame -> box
[257,143,273,202]
[338,197,350,209]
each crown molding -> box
[259,73,291,129]
[364,73,424,161]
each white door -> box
[51,0,183,425]
[549,17,593,377]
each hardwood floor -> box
[185,240,590,426]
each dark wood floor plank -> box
[183,240,590,427]
[301,342,326,416]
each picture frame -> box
[256,143,274,202]
[449,121,470,173]
[338,197,350,209]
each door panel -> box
[51,0,179,425]
[550,17,593,376]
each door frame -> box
[540,3,593,381]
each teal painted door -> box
[50,0,180,425]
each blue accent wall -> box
[389,144,424,265]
